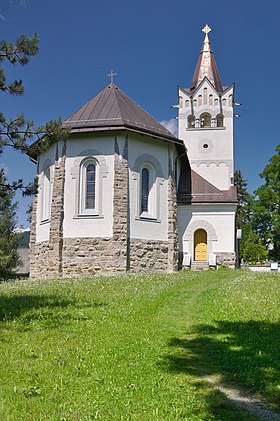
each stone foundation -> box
[216,252,236,269]
[30,240,51,278]
[130,238,169,272]
[62,237,115,276]
[30,236,173,278]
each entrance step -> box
[191,261,209,271]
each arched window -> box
[188,115,195,128]
[141,167,149,213]
[41,166,51,222]
[198,95,202,106]
[133,154,163,222]
[185,100,189,108]
[139,163,157,218]
[209,94,213,106]
[216,114,224,127]
[85,163,96,209]
[80,158,98,214]
[200,113,211,128]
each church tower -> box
[178,25,235,191]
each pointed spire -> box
[190,24,223,93]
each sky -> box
[1,0,280,227]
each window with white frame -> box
[71,149,108,219]
[79,158,98,215]
[141,167,149,213]
[41,166,51,222]
[133,153,164,222]
[140,164,156,218]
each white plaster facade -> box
[34,132,172,245]
[177,205,236,264]
[178,82,234,191]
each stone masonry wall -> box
[216,252,236,269]
[48,145,66,277]
[130,239,169,272]
[167,146,178,271]
[31,241,51,278]
[29,143,66,279]
[112,136,129,271]
[62,237,115,276]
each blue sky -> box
[1,0,280,227]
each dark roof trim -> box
[68,124,184,145]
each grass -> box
[0,270,279,420]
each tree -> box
[0,169,20,279]
[234,169,253,228]
[252,144,280,261]
[0,34,67,193]
[234,169,254,259]
[243,231,268,264]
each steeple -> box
[190,24,223,93]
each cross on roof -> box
[202,24,211,34]
[107,70,117,83]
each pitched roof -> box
[178,168,237,204]
[62,83,180,144]
[189,26,224,94]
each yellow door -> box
[194,229,207,261]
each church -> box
[29,25,237,278]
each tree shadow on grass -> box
[163,320,280,414]
[0,293,107,328]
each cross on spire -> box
[202,24,211,35]
[107,70,117,83]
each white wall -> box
[178,81,234,191]
[36,143,57,243]
[63,134,114,238]
[128,134,171,242]
[178,204,236,258]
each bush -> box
[243,242,268,264]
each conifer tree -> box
[234,169,255,259]
[0,34,68,193]
[0,169,20,279]
[234,169,253,228]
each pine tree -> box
[0,34,68,193]
[234,169,253,228]
[234,169,255,259]
[0,169,20,279]
[253,144,280,261]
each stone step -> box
[191,261,209,271]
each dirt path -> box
[204,376,280,421]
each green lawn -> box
[0,270,279,420]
